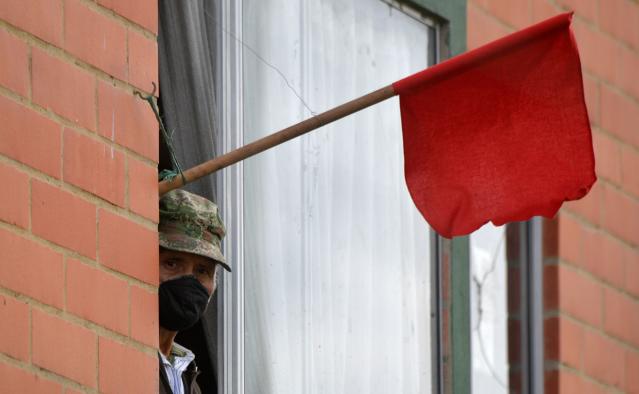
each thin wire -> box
[134,83,186,184]
[202,8,317,116]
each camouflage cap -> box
[159,189,230,272]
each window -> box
[470,220,544,393]
[471,224,509,392]
[221,0,438,393]
[159,1,532,393]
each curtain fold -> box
[158,0,219,199]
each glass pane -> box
[470,223,509,393]
[242,1,434,393]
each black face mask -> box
[159,275,210,331]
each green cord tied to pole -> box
[134,83,186,185]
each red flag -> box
[393,13,595,238]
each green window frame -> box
[405,1,470,393]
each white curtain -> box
[470,224,509,393]
[242,1,434,393]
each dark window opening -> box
[158,0,222,392]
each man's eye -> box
[163,260,178,269]
[196,266,214,278]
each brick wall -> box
[468,0,639,393]
[0,0,159,392]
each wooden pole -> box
[158,84,397,196]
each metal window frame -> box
[218,0,245,393]
[518,218,544,394]
[433,235,471,394]
[420,0,469,392]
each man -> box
[158,189,231,394]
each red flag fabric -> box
[393,13,595,238]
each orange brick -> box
[583,329,625,389]
[592,131,621,184]
[63,128,125,206]
[32,310,96,388]
[558,265,602,327]
[627,248,639,298]
[128,157,158,222]
[547,317,583,369]
[602,237,630,288]
[604,288,639,347]
[472,0,531,28]
[582,230,626,288]
[544,317,559,360]
[130,285,158,347]
[600,86,639,149]
[564,180,602,226]
[31,180,97,258]
[0,295,30,361]
[621,146,639,198]
[0,362,62,394]
[98,209,158,285]
[0,0,63,46]
[578,378,608,394]
[97,0,158,34]
[579,227,601,271]
[543,217,559,258]
[0,227,64,308]
[467,2,512,50]
[531,0,560,22]
[128,29,158,94]
[0,29,29,96]
[64,0,127,80]
[546,369,590,394]
[556,0,598,23]
[571,20,619,84]
[600,0,639,50]
[627,350,639,394]
[558,213,583,264]
[582,74,599,126]
[544,264,559,310]
[601,184,639,245]
[544,369,559,394]
[32,48,96,131]
[97,81,158,161]
[0,162,29,229]
[66,258,129,335]
[545,369,606,394]
[98,337,157,394]
[0,95,62,178]
[617,47,639,101]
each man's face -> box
[159,248,219,296]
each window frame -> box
[510,218,545,394]
[217,1,246,394]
